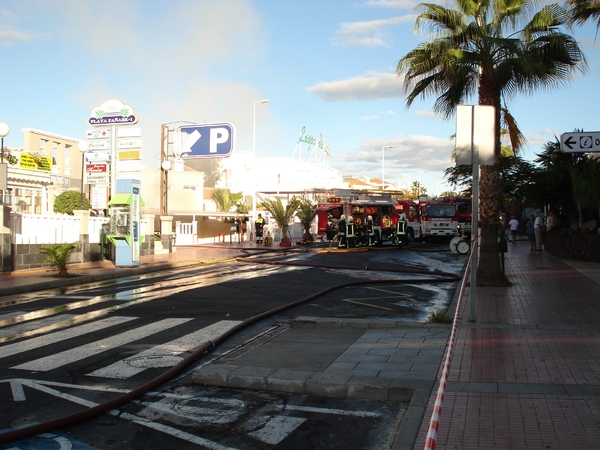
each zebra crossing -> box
[0,309,242,380]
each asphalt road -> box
[0,245,464,449]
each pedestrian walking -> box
[508,216,519,244]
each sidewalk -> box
[0,243,268,296]
[413,240,600,449]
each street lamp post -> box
[382,145,395,192]
[0,123,9,202]
[161,160,172,215]
[252,99,269,222]
[0,123,9,164]
[77,141,89,209]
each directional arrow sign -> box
[560,132,600,153]
[178,123,235,159]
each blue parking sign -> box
[179,123,235,158]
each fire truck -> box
[394,199,423,242]
[317,190,408,246]
[453,196,473,237]
[417,196,459,240]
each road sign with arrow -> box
[560,132,600,153]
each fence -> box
[11,213,110,245]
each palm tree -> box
[397,0,587,285]
[212,189,242,213]
[259,196,301,245]
[39,242,80,276]
[567,0,600,29]
[296,198,317,243]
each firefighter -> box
[337,215,347,248]
[366,215,376,247]
[345,215,357,249]
[255,213,265,244]
[394,212,408,248]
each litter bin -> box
[100,223,111,261]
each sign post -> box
[560,132,600,153]
[455,105,495,322]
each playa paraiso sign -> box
[88,99,138,126]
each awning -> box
[108,193,145,206]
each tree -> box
[54,190,91,215]
[296,198,317,243]
[567,0,600,29]
[211,189,241,213]
[259,196,301,245]
[397,0,587,285]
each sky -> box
[1,0,599,196]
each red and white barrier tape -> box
[423,238,475,450]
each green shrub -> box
[54,190,90,215]
[39,242,80,276]
[426,308,453,324]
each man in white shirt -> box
[508,216,519,244]
[534,213,544,251]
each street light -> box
[382,145,395,192]
[0,123,9,201]
[252,99,269,222]
[0,123,9,164]
[77,141,89,209]
[161,160,172,215]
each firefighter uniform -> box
[345,216,357,249]
[337,215,347,248]
[394,213,408,247]
[255,214,265,244]
[366,215,376,247]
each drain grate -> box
[126,355,183,368]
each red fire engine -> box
[317,190,403,246]
[417,196,459,240]
[453,196,473,237]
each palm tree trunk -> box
[477,163,510,286]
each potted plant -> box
[259,196,301,246]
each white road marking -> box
[1,379,237,450]
[285,404,382,418]
[0,316,136,359]
[11,318,192,372]
[115,411,239,450]
[87,320,241,379]
[248,415,306,445]
[0,314,77,338]
[10,380,26,401]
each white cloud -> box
[360,115,380,120]
[0,9,38,46]
[333,16,412,47]
[330,133,455,182]
[365,0,420,9]
[416,110,440,118]
[307,72,404,102]
[0,29,36,46]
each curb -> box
[191,363,431,403]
